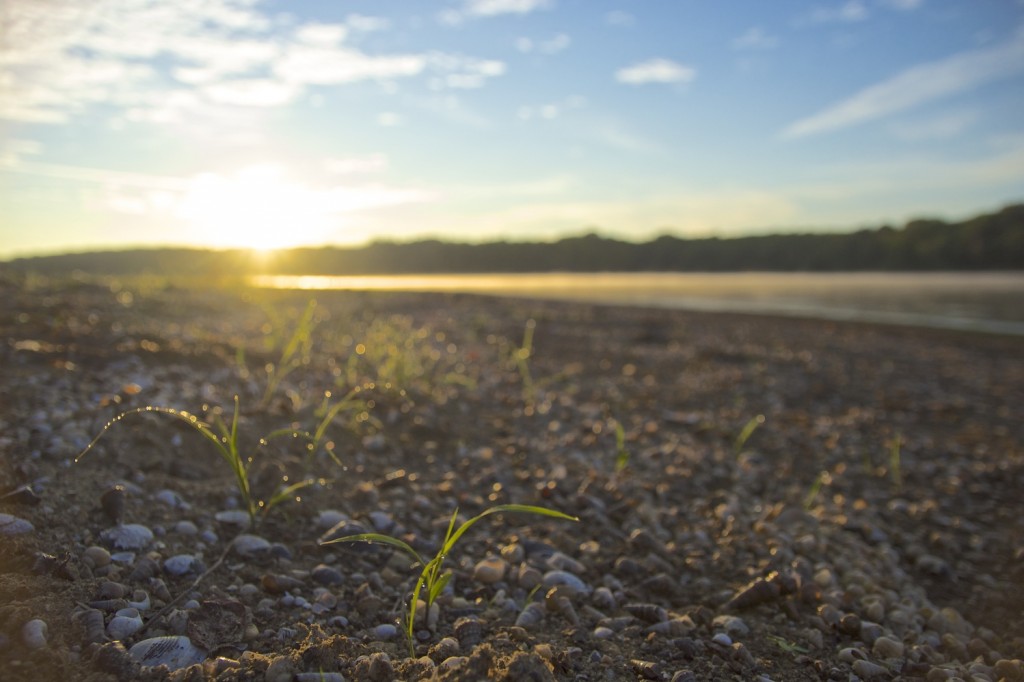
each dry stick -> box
[133,530,243,638]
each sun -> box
[177,164,333,252]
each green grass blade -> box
[322,532,424,565]
[261,478,316,514]
[444,504,578,553]
[76,406,225,463]
[428,570,453,604]
[734,414,765,455]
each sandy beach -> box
[1,275,1022,680]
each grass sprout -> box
[734,414,765,455]
[260,300,318,408]
[803,470,830,510]
[513,319,537,404]
[322,503,577,655]
[612,419,630,473]
[889,433,903,492]
[77,396,317,526]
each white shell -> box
[100,524,153,550]
[0,513,34,535]
[128,635,206,670]
[163,554,198,576]
[107,608,144,640]
[541,570,591,595]
[22,619,48,650]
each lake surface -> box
[252,272,1024,336]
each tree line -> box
[6,202,1022,276]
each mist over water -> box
[252,272,1024,336]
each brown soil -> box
[0,274,1022,681]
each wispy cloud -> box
[732,27,780,50]
[439,0,553,25]
[615,58,696,85]
[782,29,1024,138]
[517,95,586,120]
[878,0,923,10]
[796,1,870,26]
[515,33,571,55]
[605,11,635,28]
[0,1,498,131]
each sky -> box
[2,0,1023,258]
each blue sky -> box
[2,0,1023,258]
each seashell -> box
[149,578,172,603]
[128,556,160,582]
[128,590,151,611]
[1,484,41,506]
[517,564,542,590]
[544,551,586,574]
[100,524,153,550]
[515,601,546,628]
[624,603,668,623]
[97,581,128,599]
[453,616,484,647]
[89,598,130,612]
[22,619,48,650]
[101,485,127,524]
[77,608,108,644]
[107,608,144,641]
[851,659,889,679]
[541,570,591,596]
[641,572,680,597]
[232,534,271,557]
[631,659,662,680]
[544,588,580,626]
[0,513,35,535]
[473,556,508,584]
[128,635,206,671]
[439,656,469,672]
[592,586,616,610]
[163,554,201,577]
[725,577,780,610]
[593,626,614,639]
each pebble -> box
[873,635,905,659]
[154,489,190,510]
[311,564,345,586]
[852,659,890,679]
[232,534,271,557]
[22,619,48,649]
[174,520,198,536]
[316,509,348,529]
[473,556,508,584]
[83,545,112,568]
[128,636,206,670]
[214,510,250,526]
[712,615,749,637]
[107,608,144,640]
[99,524,153,550]
[711,632,733,647]
[0,513,34,535]
[163,554,201,576]
[370,623,397,640]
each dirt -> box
[0,273,1022,681]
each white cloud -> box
[465,0,553,17]
[295,23,348,47]
[783,30,1024,138]
[515,32,570,54]
[732,27,780,50]
[324,154,389,175]
[426,53,506,90]
[275,47,426,86]
[879,0,923,10]
[888,110,977,141]
[377,111,403,127]
[202,79,298,107]
[797,1,869,26]
[615,58,696,85]
[440,0,553,25]
[347,14,391,32]
[606,11,635,27]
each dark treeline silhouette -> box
[6,202,1022,276]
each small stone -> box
[473,556,508,584]
[311,564,344,586]
[712,615,749,637]
[232,534,271,557]
[214,510,250,526]
[852,659,890,679]
[316,510,348,529]
[0,513,34,535]
[163,554,201,576]
[83,546,112,568]
[711,632,732,647]
[541,570,591,595]
[154,490,190,510]
[873,635,905,659]
[100,524,153,550]
[370,623,397,640]
[994,659,1023,681]
[174,520,198,536]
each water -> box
[251,272,1024,336]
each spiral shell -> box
[724,577,780,610]
[77,608,109,645]
[453,616,483,648]
[101,485,127,524]
[624,602,668,623]
[515,601,546,628]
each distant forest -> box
[6,202,1023,276]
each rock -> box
[232,534,271,557]
[214,510,250,526]
[0,513,34,535]
[541,570,591,595]
[872,635,905,659]
[311,564,344,586]
[154,489,190,510]
[163,554,201,576]
[852,659,890,679]
[99,524,153,550]
[107,608,144,641]
[473,556,508,584]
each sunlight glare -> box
[177,164,333,251]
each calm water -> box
[252,272,1024,335]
